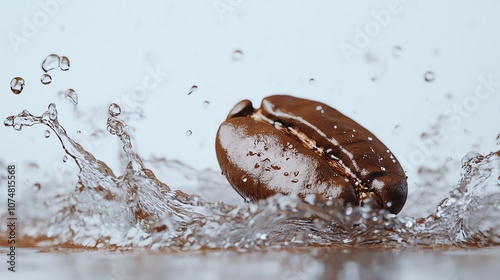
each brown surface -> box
[216,95,408,213]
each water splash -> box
[64,89,78,106]
[10,77,25,95]
[232,50,243,61]
[188,85,198,95]
[60,56,70,71]
[41,74,52,85]
[424,71,435,82]
[42,54,60,72]
[2,104,500,250]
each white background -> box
[1,0,500,215]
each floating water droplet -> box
[393,45,402,58]
[424,71,435,82]
[381,167,386,171]
[48,103,58,120]
[393,125,402,135]
[367,136,373,141]
[108,103,121,117]
[44,130,51,138]
[33,183,41,191]
[203,101,210,109]
[309,78,315,84]
[461,151,481,166]
[64,89,78,106]
[42,54,60,72]
[188,85,198,95]
[232,50,243,61]
[40,74,52,85]
[10,77,25,95]
[59,56,70,71]
[63,155,68,162]
[77,130,82,134]
[186,130,192,136]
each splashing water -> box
[232,50,244,61]
[64,89,78,106]
[424,71,435,82]
[41,74,52,85]
[1,103,500,251]
[188,85,198,95]
[10,77,25,95]
[42,54,60,72]
[60,56,71,71]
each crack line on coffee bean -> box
[251,109,375,205]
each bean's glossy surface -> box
[215,95,407,214]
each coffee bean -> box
[215,95,407,214]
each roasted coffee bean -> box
[215,95,407,214]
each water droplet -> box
[333,125,338,129]
[496,134,500,146]
[48,103,58,120]
[381,167,386,171]
[40,74,52,85]
[316,105,323,111]
[424,71,435,82]
[59,56,70,71]
[63,155,68,162]
[10,77,25,95]
[44,130,51,138]
[461,151,481,166]
[64,89,78,106]
[309,78,315,84]
[367,136,373,141]
[188,85,198,95]
[3,117,13,127]
[203,101,210,109]
[291,179,299,183]
[77,130,82,134]
[305,184,312,189]
[293,171,299,176]
[254,163,260,169]
[42,54,60,72]
[393,125,402,135]
[108,103,121,117]
[284,172,289,176]
[393,45,402,58]
[33,183,41,191]
[242,177,248,182]
[232,50,243,61]
[186,130,192,136]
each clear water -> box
[2,101,500,251]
